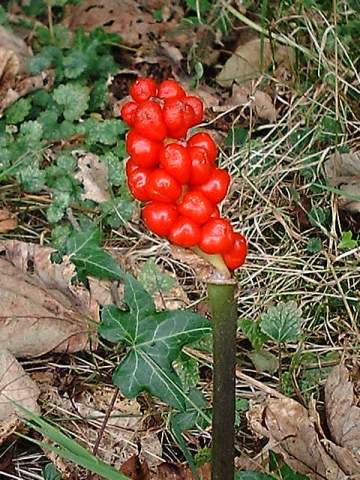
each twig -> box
[92,387,119,456]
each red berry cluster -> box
[120,78,247,270]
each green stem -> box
[207,279,237,480]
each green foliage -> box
[239,318,268,350]
[53,83,90,121]
[5,98,32,124]
[260,301,303,344]
[42,463,61,480]
[338,231,358,250]
[138,259,176,294]
[99,274,211,410]
[235,472,275,480]
[225,127,248,147]
[306,237,322,253]
[66,226,123,281]
[21,407,130,480]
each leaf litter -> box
[248,364,360,479]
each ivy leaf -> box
[138,259,176,294]
[53,83,90,121]
[66,227,123,281]
[260,301,302,344]
[99,274,211,410]
[5,98,31,124]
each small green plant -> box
[338,231,358,250]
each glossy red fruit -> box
[130,78,157,103]
[127,168,151,202]
[188,132,217,163]
[142,202,178,237]
[199,219,234,254]
[158,79,186,100]
[223,233,247,270]
[199,168,230,204]
[125,158,140,177]
[146,169,182,203]
[120,101,138,126]
[169,216,201,247]
[182,96,204,125]
[178,190,213,225]
[134,100,167,142]
[159,143,191,184]
[126,130,161,168]
[210,205,220,219]
[163,99,195,139]
[188,146,213,186]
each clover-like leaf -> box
[260,301,302,344]
[53,83,90,121]
[99,274,211,410]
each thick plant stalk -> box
[207,279,237,480]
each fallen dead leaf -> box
[0,209,17,233]
[325,365,360,463]
[226,83,276,122]
[157,462,211,479]
[0,349,40,443]
[74,152,111,204]
[0,240,98,357]
[63,0,160,47]
[217,38,294,87]
[120,454,150,480]
[248,364,360,480]
[324,150,360,213]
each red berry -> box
[199,219,234,254]
[199,168,230,204]
[125,158,140,177]
[223,233,247,270]
[120,101,138,126]
[146,169,182,203]
[126,130,161,168]
[134,100,167,142]
[169,216,201,247]
[163,99,195,139]
[130,77,157,103]
[127,168,151,202]
[178,190,213,225]
[188,132,217,163]
[188,146,213,186]
[182,96,204,125]
[210,205,220,219]
[159,143,191,184]
[142,202,177,237]
[158,79,186,100]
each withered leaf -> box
[324,151,360,213]
[120,454,150,480]
[325,365,360,462]
[0,349,40,438]
[0,240,98,357]
[0,209,17,233]
[75,152,111,204]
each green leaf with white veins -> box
[260,301,302,344]
[99,274,211,410]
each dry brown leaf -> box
[120,454,150,480]
[63,0,160,47]
[325,365,360,462]
[0,25,30,93]
[157,462,211,480]
[324,151,360,213]
[226,83,276,122]
[74,152,111,204]
[0,240,98,357]
[217,38,294,87]
[248,397,346,479]
[0,349,40,430]
[0,209,17,233]
[248,364,360,479]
